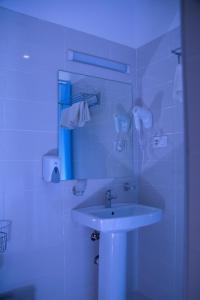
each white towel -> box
[60,101,91,129]
[173,64,183,103]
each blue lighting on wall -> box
[58,80,73,180]
[68,50,129,73]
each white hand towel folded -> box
[173,64,183,103]
[60,101,91,129]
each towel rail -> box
[171,47,182,64]
[58,92,100,108]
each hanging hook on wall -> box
[171,47,182,64]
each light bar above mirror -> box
[68,50,130,74]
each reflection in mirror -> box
[58,71,133,180]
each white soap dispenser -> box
[42,154,60,183]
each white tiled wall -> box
[0,7,185,300]
[136,27,185,300]
[0,7,137,300]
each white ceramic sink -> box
[72,202,162,300]
[72,202,162,232]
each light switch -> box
[152,135,168,148]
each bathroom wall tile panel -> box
[108,41,136,65]
[0,71,7,99]
[33,246,65,279]
[0,161,42,195]
[64,218,98,300]
[4,190,35,253]
[139,183,176,213]
[159,106,180,134]
[33,273,65,300]
[4,100,57,131]
[137,34,170,70]
[127,231,139,292]
[0,184,5,219]
[65,26,110,58]
[139,251,176,288]
[138,56,176,88]
[140,208,176,245]
[0,7,138,300]
[0,9,65,72]
[0,102,5,129]
[0,7,64,47]
[139,159,176,188]
[174,134,185,185]
[0,41,64,74]
[138,262,175,300]
[2,184,64,284]
[168,27,181,51]
[174,104,185,134]
[139,81,175,108]
[108,160,133,179]
[139,228,175,265]
[135,104,179,136]
[137,26,184,300]
[0,245,65,289]
[141,133,177,165]
[136,74,162,98]
[0,131,56,161]
[139,208,176,254]
[0,253,34,291]
[2,69,58,103]
[31,185,64,248]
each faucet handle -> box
[105,189,112,196]
[105,189,117,200]
[123,182,136,191]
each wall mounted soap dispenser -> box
[42,154,60,183]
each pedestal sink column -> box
[98,232,127,300]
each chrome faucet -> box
[105,189,117,208]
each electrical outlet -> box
[152,135,168,148]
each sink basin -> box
[72,202,162,300]
[72,202,162,232]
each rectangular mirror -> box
[58,70,134,180]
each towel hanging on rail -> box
[173,64,183,103]
[60,101,91,129]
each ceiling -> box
[0,0,180,48]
